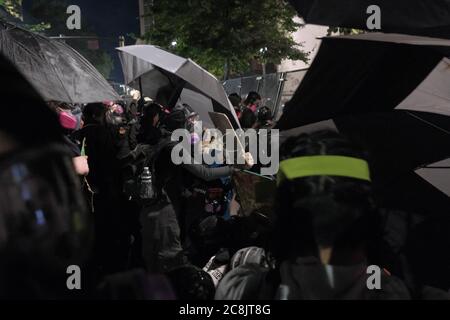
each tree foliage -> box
[143,0,309,78]
[327,27,365,36]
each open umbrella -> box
[0,22,119,103]
[117,45,240,128]
[276,33,450,214]
[288,0,450,39]
[277,33,450,130]
[280,112,450,290]
[0,52,63,146]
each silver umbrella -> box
[117,45,240,128]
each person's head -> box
[141,102,163,128]
[162,103,199,133]
[166,265,215,300]
[272,130,377,266]
[48,102,79,134]
[82,103,107,125]
[137,96,153,115]
[137,102,165,145]
[257,106,273,123]
[228,93,241,108]
[244,91,261,108]
[0,54,91,299]
[105,102,126,126]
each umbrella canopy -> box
[0,22,119,104]
[276,33,450,211]
[288,0,450,39]
[280,111,450,212]
[416,158,450,197]
[0,52,63,146]
[117,45,240,128]
[277,33,450,130]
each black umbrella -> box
[288,0,450,39]
[0,52,63,146]
[277,33,450,130]
[0,22,119,103]
[276,33,450,214]
[280,111,450,289]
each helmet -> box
[163,103,199,132]
[173,103,198,122]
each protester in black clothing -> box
[216,131,412,300]
[0,54,92,299]
[137,102,164,145]
[255,106,274,130]
[243,91,262,110]
[76,103,142,276]
[141,104,252,273]
[228,93,242,119]
[166,265,216,300]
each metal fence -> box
[223,68,308,120]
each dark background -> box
[22,0,141,82]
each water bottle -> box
[140,167,154,200]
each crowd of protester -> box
[0,53,449,300]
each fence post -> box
[273,72,286,120]
[256,76,263,94]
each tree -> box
[327,27,365,36]
[142,0,309,79]
[0,0,21,18]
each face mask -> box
[186,114,200,133]
[106,110,124,126]
[248,104,258,113]
[59,111,78,130]
[111,104,124,115]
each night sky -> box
[23,0,141,82]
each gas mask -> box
[59,110,78,131]
[186,114,202,147]
[106,104,125,126]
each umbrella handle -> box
[81,138,86,156]
[167,80,186,109]
[139,76,143,97]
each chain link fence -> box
[223,68,308,120]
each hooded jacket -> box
[216,257,412,300]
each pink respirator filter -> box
[59,111,78,130]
